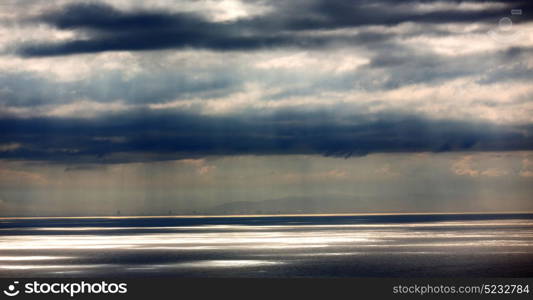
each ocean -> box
[1,213,532,277]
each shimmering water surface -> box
[1,214,532,277]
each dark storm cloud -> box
[15,0,533,56]
[359,45,533,89]
[15,2,335,56]
[281,0,533,30]
[0,70,241,107]
[1,110,532,163]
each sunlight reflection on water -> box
[1,216,532,277]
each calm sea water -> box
[1,214,532,277]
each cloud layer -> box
[15,1,533,56]
[1,110,532,163]
[1,0,532,164]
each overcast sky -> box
[0,0,532,216]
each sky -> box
[0,0,532,216]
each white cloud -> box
[0,143,22,152]
[451,154,518,178]
[403,23,533,56]
[519,158,533,178]
[452,156,480,177]
[255,51,368,73]
[45,100,132,118]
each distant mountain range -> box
[207,195,380,214]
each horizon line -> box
[2,211,533,220]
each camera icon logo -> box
[3,281,20,297]
[489,9,524,43]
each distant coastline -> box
[2,211,533,220]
